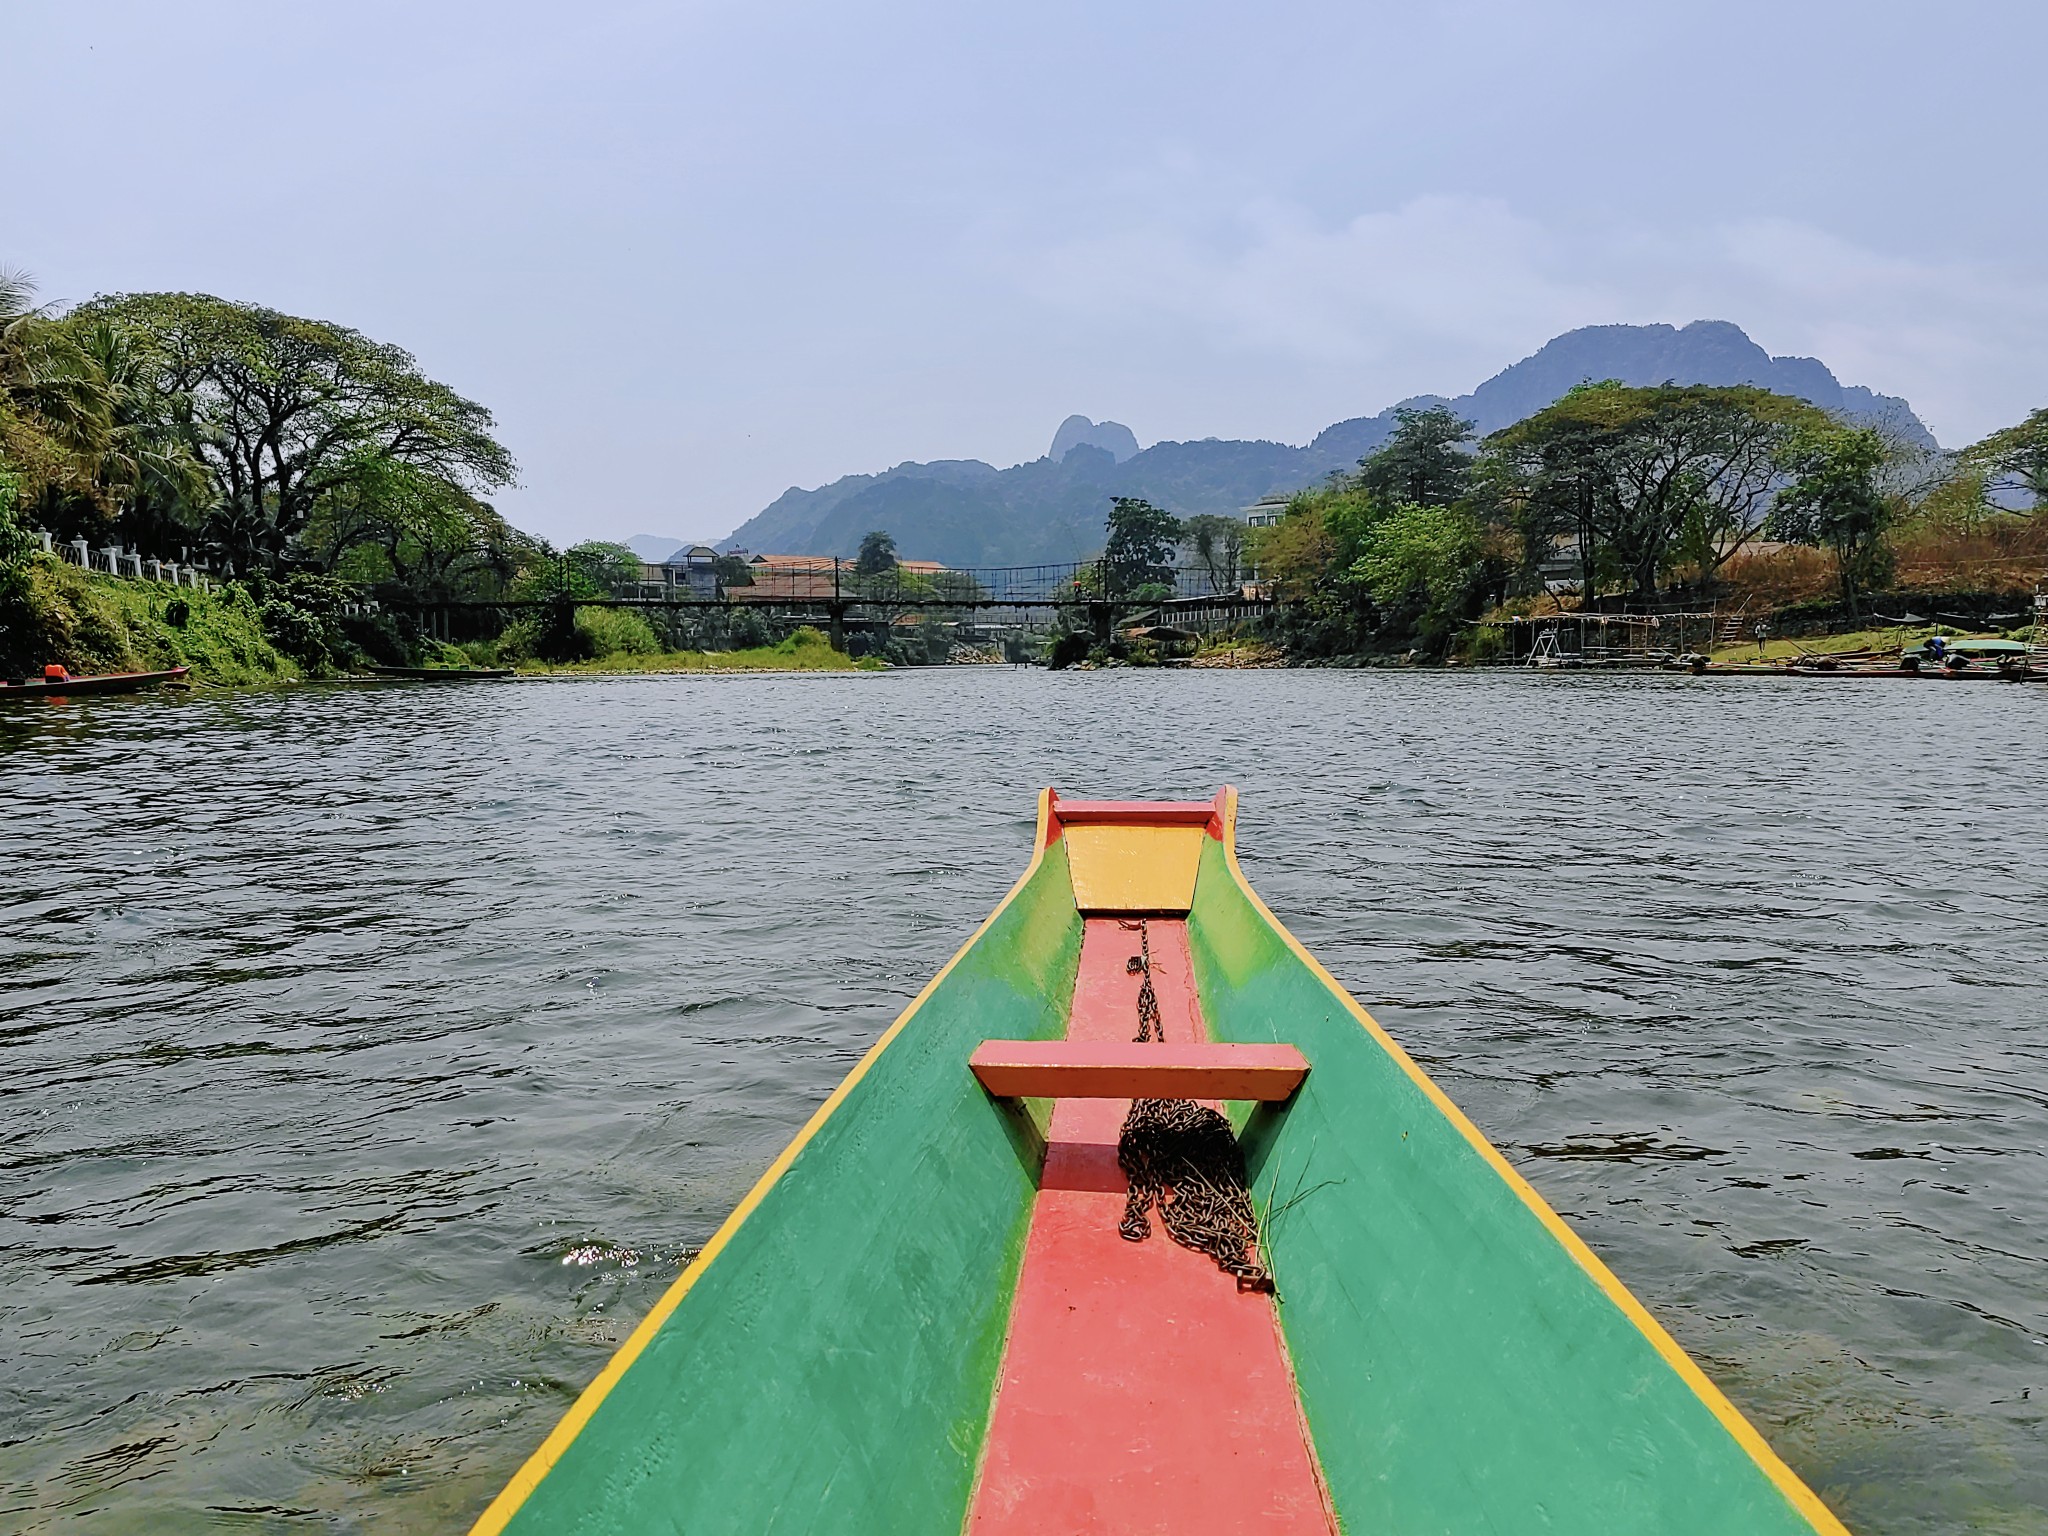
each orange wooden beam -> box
[969,1040,1308,1102]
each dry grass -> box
[1716,516,2046,609]
[1717,545,1838,607]
[1890,518,2048,593]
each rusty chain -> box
[1114,919,1275,1294]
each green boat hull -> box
[471,790,1846,1535]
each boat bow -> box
[470,788,1850,1535]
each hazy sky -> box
[6,1,2043,544]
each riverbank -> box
[497,627,883,676]
[1,566,886,688]
[1,560,300,686]
[1701,625,1998,665]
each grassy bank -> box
[1704,624,2029,665]
[3,560,298,686]
[502,626,882,676]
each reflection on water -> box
[2,670,2044,1532]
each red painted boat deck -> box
[967,918,1333,1535]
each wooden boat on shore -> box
[471,789,1849,1536]
[364,664,513,680]
[0,664,189,698]
[1678,658,2024,681]
[1785,665,2011,681]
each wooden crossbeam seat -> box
[969,1040,1308,1101]
[1053,799,1218,827]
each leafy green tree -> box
[1351,512,1482,618]
[565,540,641,593]
[0,269,31,327]
[1959,407,2047,510]
[1238,485,1386,652]
[251,571,368,672]
[304,452,530,599]
[855,529,898,575]
[1358,404,1475,508]
[504,542,601,661]
[1771,425,1893,615]
[1182,512,1246,591]
[72,292,515,572]
[1470,381,1613,598]
[1100,496,1182,597]
[1487,383,1822,599]
[0,463,34,631]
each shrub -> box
[1464,623,1507,662]
[257,596,328,663]
[574,605,659,658]
[254,573,366,672]
[1047,632,1091,670]
[728,607,772,649]
[778,625,832,654]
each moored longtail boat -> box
[0,664,189,698]
[471,790,1849,1535]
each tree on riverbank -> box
[72,293,516,575]
[1961,408,2047,510]
[1101,497,1182,598]
[1484,383,1825,601]
[1357,404,1475,508]
[856,530,898,575]
[2,269,215,553]
[1769,425,1893,617]
[3,276,524,600]
[1231,384,1977,659]
[1182,513,1247,592]
[300,452,535,600]
[1237,409,1510,657]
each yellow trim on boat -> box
[1209,786,1850,1536]
[1063,823,1204,913]
[467,790,1061,1536]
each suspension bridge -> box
[394,559,1274,647]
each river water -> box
[1,669,2043,1534]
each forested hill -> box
[717,321,1936,567]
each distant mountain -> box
[719,321,1937,567]
[1051,415,1140,463]
[1309,319,1937,459]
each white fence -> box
[34,529,219,592]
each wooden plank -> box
[1062,824,1206,913]
[970,1039,1308,1101]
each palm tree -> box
[0,266,39,327]
[70,317,212,555]
[1,268,116,535]
[1,272,210,554]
